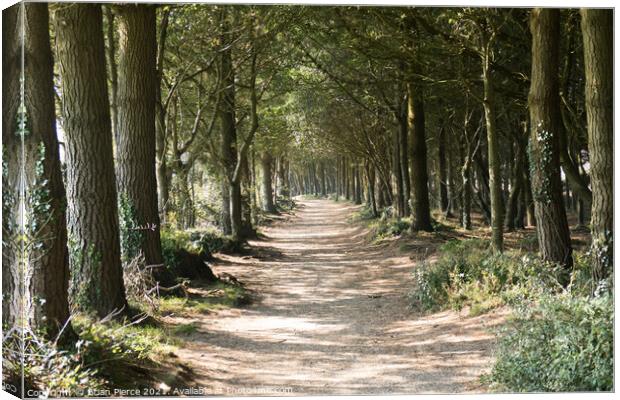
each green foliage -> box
[67,237,103,311]
[528,125,555,204]
[409,239,571,313]
[29,142,53,237]
[368,215,411,241]
[118,194,143,262]
[171,322,199,335]
[349,205,377,222]
[488,293,613,392]
[160,228,236,270]
[72,315,175,364]
[2,311,176,396]
[158,282,250,316]
[2,329,105,396]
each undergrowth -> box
[487,292,613,392]
[161,228,236,267]
[158,281,250,317]
[3,260,249,396]
[409,238,614,392]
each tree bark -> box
[217,10,241,240]
[115,5,163,270]
[481,32,504,252]
[504,137,525,231]
[528,8,573,278]
[392,125,404,217]
[104,6,119,145]
[438,120,452,217]
[399,98,411,215]
[407,82,433,232]
[155,7,170,220]
[54,3,128,316]
[581,8,613,283]
[365,161,378,217]
[354,164,362,204]
[261,151,276,213]
[2,3,73,339]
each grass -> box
[171,322,199,335]
[3,278,250,396]
[406,235,613,392]
[159,281,250,317]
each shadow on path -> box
[173,199,506,395]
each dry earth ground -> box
[171,199,508,395]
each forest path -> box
[174,199,505,395]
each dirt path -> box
[174,199,506,395]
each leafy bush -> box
[160,228,235,269]
[2,329,105,397]
[409,239,568,313]
[1,313,176,397]
[349,205,377,222]
[368,216,411,241]
[488,293,613,392]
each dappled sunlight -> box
[174,200,505,394]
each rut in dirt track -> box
[174,199,505,395]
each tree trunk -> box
[392,126,404,217]
[155,8,170,221]
[240,156,254,237]
[528,8,573,278]
[407,82,433,232]
[523,155,536,227]
[320,161,327,197]
[481,35,504,252]
[2,3,73,339]
[354,164,362,204]
[104,6,119,145]
[438,120,452,217]
[221,179,231,234]
[504,136,525,231]
[116,4,163,270]
[54,3,128,316]
[399,100,411,215]
[365,161,378,217]
[217,10,241,241]
[261,151,276,213]
[581,8,613,283]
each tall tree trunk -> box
[221,180,231,234]
[528,8,573,278]
[523,154,536,227]
[581,8,613,283]
[54,3,128,316]
[354,164,362,204]
[504,135,525,231]
[277,156,290,199]
[392,126,404,217]
[460,110,476,230]
[250,150,259,224]
[104,6,119,145]
[260,151,276,213]
[481,33,504,252]
[155,7,170,221]
[217,10,241,241]
[559,23,593,204]
[2,3,73,339]
[320,161,327,197]
[399,100,411,215]
[365,161,378,217]
[438,120,452,217]
[240,156,254,237]
[407,82,433,232]
[116,4,163,270]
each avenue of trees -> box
[1,2,613,354]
